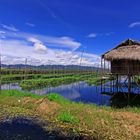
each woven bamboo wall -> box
[111,60,140,75]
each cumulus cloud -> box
[1,29,100,66]
[34,43,47,54]
[1,38,101,67]
[28,37,47,54]
[1,55,43,66]
[0,24,19,32]
[129,22,140,28]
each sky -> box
[0,0,140,66]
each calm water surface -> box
[1,82,111,106]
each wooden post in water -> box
[116,74,119,93]
[103,59,106,92]
[0,39,2,93]
[104,58,106,75]
[101,57,103,93]
[0,34,2,93]
[0,47,1,93]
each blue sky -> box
[0,0,140,66]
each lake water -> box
[1,82,111,106]
[2,79,140,107]
[1,81,140,140]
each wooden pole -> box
[101,57,103,93]
[116,74,119,93]
[24,58,27,80]
[108,61,110,73]
[79,49,84,74]
[0,38,2,92]
[128,75,131,103]
[104,59,105,75]
[0,43,1,92]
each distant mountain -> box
[1,64,101,71]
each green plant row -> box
[1,73,91,84]
[1,68,95,75]
[1,72,98,84]
[20,74,97,89]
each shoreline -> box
[0,90,140,140]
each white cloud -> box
[87,32,114,38]
[1,38,101,67]
[104,32,114,36]
[1,55,43,66]
[129,22,140,28]
[87,33,98,38]
[41,36,81,51]
[34,43,47,54]
[0,30,6,38]
[0,31,5,34]
[3,31,81,51]
[0,24,19,32]
[28,37,47,54]
[37,0,57,19]
[1,30,100,66]
[28,37,40,43]
[26,22,35,27]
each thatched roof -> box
[102,39,140,61]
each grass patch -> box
[47,93,71,105]
[0,90,48,99]
[0,90,140,140]
[58,111,80,124]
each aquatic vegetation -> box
[87,75,115,86]
[20,74,97,89]
[1,68,97,84]
[1,73,81,84]
[135,76,140,84]
[20,77,77,89]
[87,77,101,86]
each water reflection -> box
[110,92,140,108]
[30,82,111,105]
[1,83,21,90]
[1,82,110,106]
